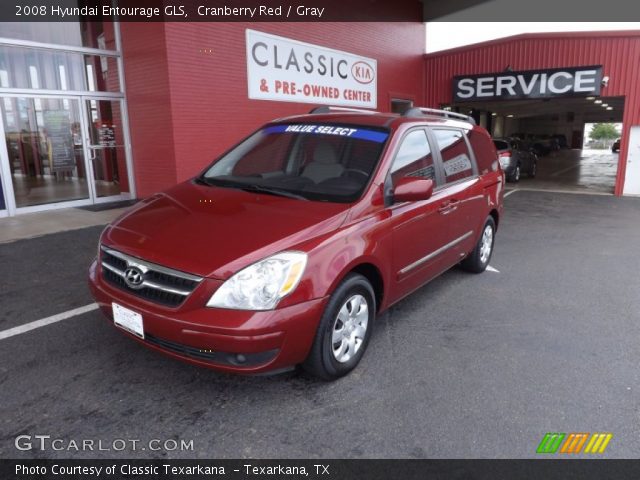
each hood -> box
[101,180,350,279]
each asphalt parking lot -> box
[1,190,640,459]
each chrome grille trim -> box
[100,262,193,296]
[101,246,203,282]
[100,246,202,297]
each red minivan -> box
[88,107,504,380]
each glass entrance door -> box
[83,98,130,201]
[1,96,90,208]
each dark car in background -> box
[493,138,537,182]
[612,138,621,153]
[530,135,559,156]
[551,134,568,149]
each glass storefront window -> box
[0,21,117,51]
[2,96,90,208]
[0,21,130,215]
[0,45,120,92]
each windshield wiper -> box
[239,184,308,201]
[194,176,216,186]
[195,177,308,200]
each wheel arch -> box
[489,208,500,230]
[329,260,385,313]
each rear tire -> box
[529,159,537,178]
[302,274,376,380]
[461,216,496,273]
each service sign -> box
[246,29,377,108]
[453,66,603,102]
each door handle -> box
[439,199,460,214]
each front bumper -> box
[88,260,327,374]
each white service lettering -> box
[456,78,475,99]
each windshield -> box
[200,123,389,202]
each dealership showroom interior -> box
[1,0,640,476]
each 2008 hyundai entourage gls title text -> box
[88,106,504,380]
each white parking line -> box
[0,303,98,341]
[551,164,580,177]
[504,189,518,198]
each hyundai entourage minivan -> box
[88,106,504,380]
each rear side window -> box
[389,129,436,185]
[433,129,474,183]
[469,129,499,175]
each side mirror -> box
[393,177,434,203]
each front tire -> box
[461,216,496,273]
[302,274,375,380]
[508,164,521,182]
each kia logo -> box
[123,266,144,289]
[352,61,374,84]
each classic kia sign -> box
[246,29,377,108]
[453,66,603,102]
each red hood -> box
[102,181,350,279]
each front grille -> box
[100,247,202,308]
[145,334,279,367]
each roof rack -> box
[402,107,476,125]
[309,106,379,115]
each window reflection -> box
[0,46,119,92]
[0,21,117,51]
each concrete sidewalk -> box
[0,207,129,244]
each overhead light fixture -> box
[602,104,609,108]
[491,112,497,116]
[586,96,595,100]
[606,107,613,110]
[594,100,603,104]
[507,114,514,118]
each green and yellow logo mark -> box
[537,432,613,454]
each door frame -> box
[0,91,135,215]
[80,95,134,204]
[622,125,640,195]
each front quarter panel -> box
[276,209,392,311]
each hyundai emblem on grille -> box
[123,266,145,289]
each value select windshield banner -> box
[264,124,388,143]
[246,29,377,108]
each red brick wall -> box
[121,22,426,197]
[120,22,177,196]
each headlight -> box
[207,251,308,310]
